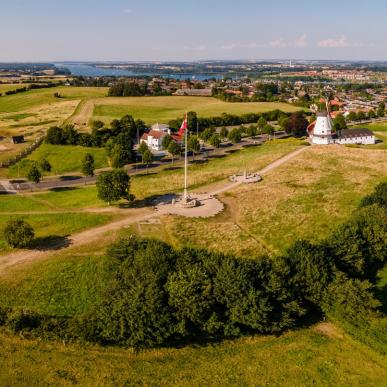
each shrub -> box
[3,218,35,248]
[6,309,41,332]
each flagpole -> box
[184,112,188,200]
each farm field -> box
[91,96,303,125]
[0,86,108,114]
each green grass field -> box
[0,87,107,113]
[7,144,108,177]
[351,120,387,132]
[0,321,386,385]
[92,96,302,124]
[0,213,114,253]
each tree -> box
[368,109,376,120]
[81,153,95,177]
[110,143,128,168]
[187,111,198,132]
[227,128,242,144]
[3,218,35,248]
[357,111,366,121]
[162,134,173,150]
[45,126,64,144]
[246,125,257,137]
[138,141,149,156]
[257,116,267,132]
[347,112,357,122]
[377,101,385,117]
[97,169,131,205]
[283,112,309,137]
[27,165,42,184]
[333,114,347,131]
[187,135,200,160]
[91,120,104,131]
[209,134,221,148]
[200,127,215,142]
[219,127,229,139]
[167,141,181,164]
[142,149,153,173]
[263,124,275,136]
[39,158,52,173]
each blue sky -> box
[1,0,386,61]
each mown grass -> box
[0,324,386,386]
[7,144,108,177]
[0,87,107,113]
[0,213,114,253]
[92,96,302,124]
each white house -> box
[140,123,171,151]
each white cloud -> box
[219,43,238,50]
[294,34,307,48]
[269,35,307,48]
[241,42,258,48]
[269,39,288,48]
[183,45,206,51]
[123,8,133,14]
[318,35,350,48]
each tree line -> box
[0,183,385,350]
[0,82,59,97]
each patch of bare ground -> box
[314,322,344,339]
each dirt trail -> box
[71,99,95,127]
[0,146,307,273]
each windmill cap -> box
[317,110,328,117]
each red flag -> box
[178,113,187,139]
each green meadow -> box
[7,144,108,177]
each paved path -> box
[0,146,307,274]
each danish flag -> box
[178,113,188,139]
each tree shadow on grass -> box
[375,284,387,314]
[164,166,183,172]
[207,154,226,159]
[59,175,82,181]
[124,193,177,209]
[49,187,78,192]
[190,159,208,165]
[224,149,239,154]
[133,171,158,178]
[30,235,72,251]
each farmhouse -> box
[308,107,375,145]
[140,123,171,151]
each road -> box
[0,145,307,274]
[0,134,289,193]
